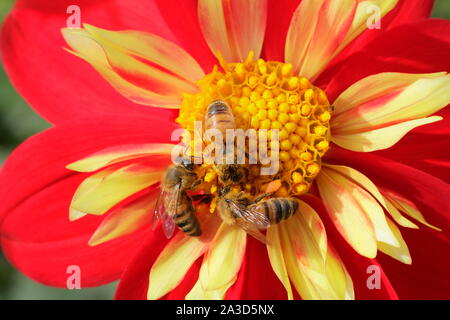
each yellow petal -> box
[325,246,355,300]
[332,116,442,152]
[377,217,412,264]
[185,277,233,300]
[320,168,399,248]
[147,214,221,300]
[69,208,87,221]
[278,205,354,300]
[61,28,197,108]
[198,0,268,62]
[285,0,358,79]
[333,72,449,130]
[333,72,445,116]
[323,164,418,229]
[201,223,247,291]
[331,72,450,151]
[267,226,294,300]
[67,143,174,172]
[385,192,441,231]
[88,191,159,246]
[383,197,419,229]
[83,24,204,83]
[339,0,398,50]
[316,170,377,258]
[324,164,386,205]
[70,164,162,218]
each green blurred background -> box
[0,0,449,300]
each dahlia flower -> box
[1,0,450,300]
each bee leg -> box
[190,194,214,204]
[199,194,214,205]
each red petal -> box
[115,231,169,300]
[1,0,178,124]
[1,175,153,287]
[376,225,450,299]
[154,0,217,73]
[0,115,176,286]
[375,128,450,184]
[262,0,301,61]
[225,237,288,299]
[324,19,450,100]
[114,231,202,300]
[387,0,434,28]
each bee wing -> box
[152,186,168,230]
[153,183,181,239]
[235,219,268,244]
[227,201,270,230]
[162,214,176,239]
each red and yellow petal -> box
[316,0,434,86]
[0,115,176,287]
[148,211,221,300]
[198,0,268,62]
[331,72,450,152]
[88,189,159,246]
[317,165,411,261]
[186,223,247,299]
[1,0,178,123]
[268,200,353,300]
[69,164,162,218]
[285,0,358,80]
[67,143,175,173]
[62,27,200,108]
[285,0,398,80]
[383,191,441,231]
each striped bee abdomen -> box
[251,197,299,224]
[205,100,235,135]
[172,193,202,236]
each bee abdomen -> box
[207,100,230,115]
[205,100,235,134]
[173,199,202,237]
[259,197,299,224]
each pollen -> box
[177,52,331,196]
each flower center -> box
[177,52,331,198]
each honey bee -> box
[153,156,202,238]
[216,186,270,243]
[205,100,271,242]
[204,100,249,186]
[217,188,300,243]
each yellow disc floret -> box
[177,52,331,196]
